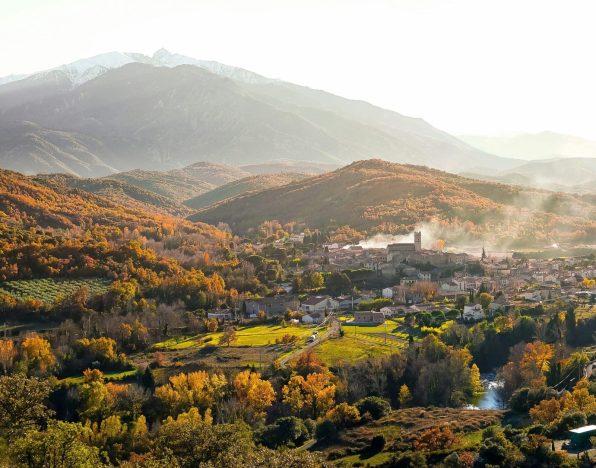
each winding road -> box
[278,317,339,367]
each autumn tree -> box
[294,349,326,376]
[414,423,458,451]
[20,334,56,375]
[233,370,276,420]
[0,340,16,374]
[282,371,336,418]
[398,384,413,408]
[155,371,227,416]
[219,326,238,347]
[325,402,360,429]
[470,364,484,393]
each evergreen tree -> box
[141,367,155,391]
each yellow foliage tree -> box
[0,340,16,374]
[20,334,56,374]
[233,370,276,418]
[155,371,227,416]
[399,384,412,408]
[282,371,336,418]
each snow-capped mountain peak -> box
[0,49,274,88]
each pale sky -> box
[2,0,596,139]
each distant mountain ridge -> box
[460,157,596,193]
[191,159,596,248]
[460,131,596,160]
[0,49,520,177]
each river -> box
[469,373,506,410]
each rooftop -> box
[569,425,596,434]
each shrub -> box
[315,420,337,441]
[369,434,385,453]
[303,418,317,437]
[325,403,360,429]
[356,396,391,420]
[257,416,309,448]
[390,451,427,467]
[557,411,587,434]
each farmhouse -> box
[241,295,300,317]
[300,295,339,313]
[207,310,233,321]
[353,310,385,324]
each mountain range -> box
[0,49,518,177]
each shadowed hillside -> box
[184,173,308,209]
[106,162,251,202]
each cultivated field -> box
[0,278,112,303]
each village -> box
[211,232,595,330]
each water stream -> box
[469,373,506,410]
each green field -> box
[154,323,320,350]
[339,318,409,341]
[0,278,112,303]
[58,369,137,385]
[312,334,397,366]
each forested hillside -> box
[193,159,596,247]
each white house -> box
[301,312,325,324]
[463,304,485,321]
[300,295,339,313]
[521,291,542,302]
[207,310,233,321]
[380,306,404,317]
[289,233,305,244]
[418,272,432,281]
[382,287,394,299]
[439,281,460,294]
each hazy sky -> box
[3,0,596,139]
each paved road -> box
[278,317,339,367]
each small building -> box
[352,310,385,324]
[207,310,233,321]
[302,312,325,324]
[569,425,596,447]
[337,295,362,311]
[463,304,485,321]
[380,305,404,317]
[300,295,339,313]
[382,287,394,299]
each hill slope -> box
[106,162,251,202]
[191,159,596,248]
[34,174,192,217]
[184,173,308,209]
[0,51,519,176]
[0,168,225,238]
